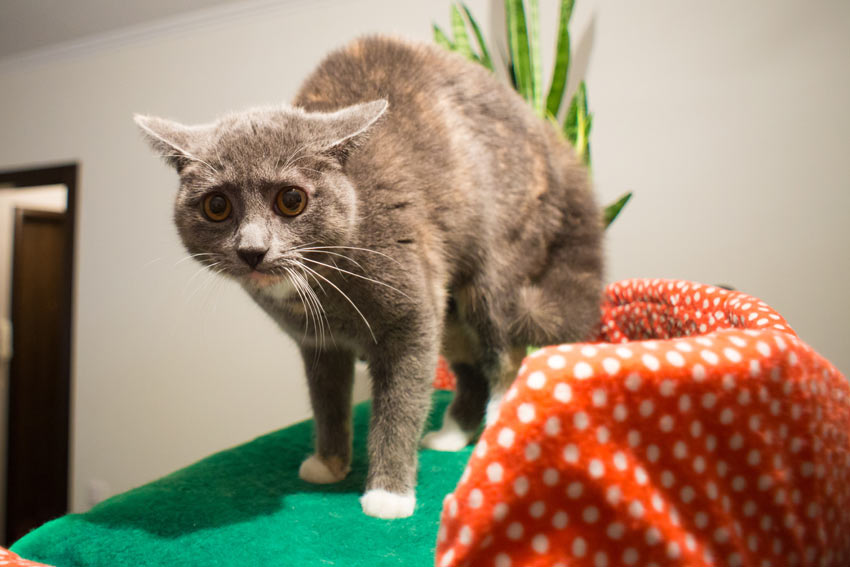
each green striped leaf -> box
[433,24,454,51]
[574,81,590,165]
[527,0,544,116]
[603,192,632,228]
[545,0,574,117]
[461,3,494,70]
[506,0,533,104]
[450,4,475,60]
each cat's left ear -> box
[134,114,211,172]
[316,99,388,163]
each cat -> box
[135,35,603,519]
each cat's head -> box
[134,100,387,288]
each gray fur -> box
[136,36,603,509]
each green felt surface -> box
[13,391,466,567]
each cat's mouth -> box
[244,270,285,288]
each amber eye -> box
[202,193,231,222]
[275,187,307,217]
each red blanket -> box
[436,279,849,567]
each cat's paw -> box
[360,489,416,519]
[298,455,348,484]
[421,428,473,452]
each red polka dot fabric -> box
[0,547,52,566]
[436,279,850,567]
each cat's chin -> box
[244,271,284,288]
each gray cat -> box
[135,36,603,519]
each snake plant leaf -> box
[574,81,590,166]
[461,3,494,70]
[433,24,454,51]
[506,0,533,104]
[527,0,544,117]
[545,0,574,118]
[450,4,475,60]
[563,92,578,144]
[603,192,632,228]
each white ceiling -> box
[0,0,242,59]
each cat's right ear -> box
[134,114,206,172]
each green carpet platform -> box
[12,392,462,567]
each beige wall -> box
[0,0,846,512]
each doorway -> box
[0,164,77,545]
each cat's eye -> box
[275,187,307,217]
[202,193,232,222]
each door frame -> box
[0,163,77,543]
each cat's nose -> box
[237,248,268,269]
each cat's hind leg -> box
[421,362,488,451]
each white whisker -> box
[300,257,411,300]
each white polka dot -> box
[625,372,641,391]
[613,451,628,471]
[627,430,641,447]
[693,456,706,473]
[661,470,675,488]
[607,522,625,540]
[574,411,589,430]
[498,428,515,448]
[616,347,633,358]
[660,414,674,432]
[532,534,548,553]
[597,425,610,443]
[756,341,771,357]
[743,500,757,516]
[524,442,540,461]
[666,350,685,367]
[527,371,546,389]
[528,500,546,518]
[469,488,483,508]
[724,347,742,363]
[678,394,692,412]
[695,512,709,529]
[645,526,662,545]
[506,522,523,540]
[652,492,664,512]
[517,403,535,423]
[592,388,608,407]
[720,407,735,424]
[567,481,583,499]
[459,525,472,545]
[581,345,598,357]
[573,361,593,379]
[495,553,511,567]
[701,350,719,365]
[748,449,761,466]
[552,510,568,529]
[674,441,688,459]
[594,551,609,567]
[493,502,509,521]
[514,476,529,496]
[543,468,559,486]
[572,536,587,557]
[667,541,681,560]
[681,485,696,503]
[692,363,706,381]
[639,400,654,417]
[613,404,628,421]
[642,354,660,371]
[714,527,730,543]
[701,392,717,409]
[622,547,639,565]
[440,549,454,567]
[675,341,693,352]
[647,444,660,462]
[475,439,487,458]
[589,459,605,478]
[563,444,579,463]
[553,382,572,402]
[729,433,743,450]
[602,357,620,375]
[635,466,648,485]
[486,462,504,483]
[706,482,719,500]
[629,500,644,518]
[732,476,747,491]
[448,497,458,517]
[548,355,566,369]
[606,485,622,505]
[544,416,561,436]
[583,506,600,523]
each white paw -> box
[298,455,346,484]
[485,394,504,426]
[360,489,416,519]
[421,428,472,451]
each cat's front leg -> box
[360,332,438,519]
[298,346,355,484]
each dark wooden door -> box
[6,209,69,545]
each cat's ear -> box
[316,99,388,163]
[134,114,210,172]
